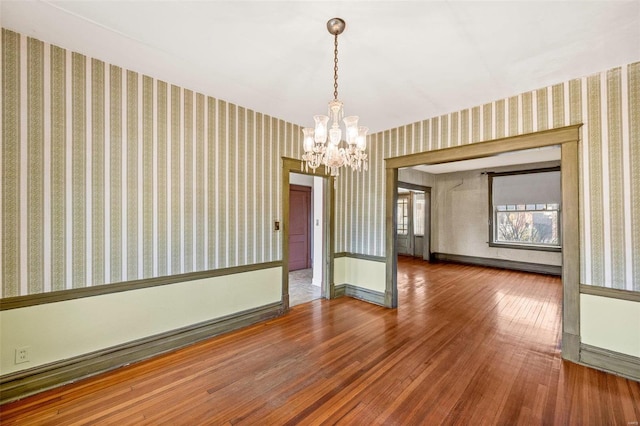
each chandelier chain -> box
[333,34,339,100]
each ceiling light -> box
[301,18,368,177]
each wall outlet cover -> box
[15,347,30,364]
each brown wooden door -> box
[289,185,311,271]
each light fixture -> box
[301,18,368,177]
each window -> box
[397,195,409,235]
[488,168,561,251]
[413,192,425,236]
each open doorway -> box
[384,125,581,362]
[288,173,324,306]
[397,182,431,261]
[281,157,335,310]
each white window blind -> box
[492,171,560,206]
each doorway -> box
[397,183,431,260]
[288,173,325,306]
[384,125,581,362]
[396,193,412,256]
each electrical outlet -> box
[15,347,30,364]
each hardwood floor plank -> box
[1,259,639,425]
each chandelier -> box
[301,18,368,177]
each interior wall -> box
[431,163,562,266]
[1,28,303,298]
[0,267,282,375]
[334,257,385,293]
[581,294,640,357]
[0,28,296,377]
[398,168,435,188]
[335,61,640,292]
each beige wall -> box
[334,257,385,293]
[398,168,435,188]
[0,267,282,375]
[581,295,640,357]
[431,165,562,266]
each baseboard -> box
[432,252,561,276]
[334,284,385,306]
[333,252,386,263]
[580,343,640,382]
[0,301,285,404]
[561,332,580,362]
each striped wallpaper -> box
[1,29,304,297]
[335,61,639,292]
[2,28,638,297]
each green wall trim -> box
[0,261,283,311]
[334,284,385,306]
[562,332,580,363]
[580,285,640,302]
[334,252,386,263]
[0,301,285,404]
[432,252,562,276]
[579,343,640,382]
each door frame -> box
[398,181,432,261]
[281,157,335,310]
[396,193,413,256]
[384,125,581,362]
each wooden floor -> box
[2,259,639,425]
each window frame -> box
[396,194,410,235]
[487,166,562,253]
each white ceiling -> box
[2,1,639,134]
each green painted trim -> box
[0,301,285,404]
[334,252,386,263]
[0,261,283,311]
[562,332,580,363]
[334,284,385,306]
[579,343,640,382]
[432,252,562,276]
[385,167,399,308]
[580,285,640,302]
[561,140,580,350]
[385,125,582,169]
